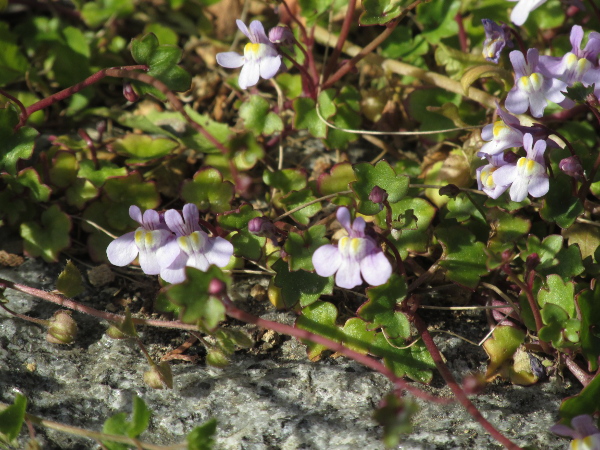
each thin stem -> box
[502,265,552,354]
[412,313,524,450]
[321,0,429,90]
[77,128,99,169]
[0,402,186,450]
[379,234,406,277]
[220,294,451,404]
[0,278,200,332]
[454,12,468,53]
[0,89,28,127]
[20,65,148,128]
[281,50,316,97]
[463,191,488,222]
[323,0,357,81]
[312,27,497,108]
[0,303,48,326]
[273,190,352,221]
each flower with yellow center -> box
[312,207,392,289]
[216,20,282,89]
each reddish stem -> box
[323,0,357,81]
[78,128,99,169]
[412,313,524,450]
[564,355,593,386]
[454,12,468,53]
[220,294,451,404]
[0,89,28,127]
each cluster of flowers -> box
[216,20,293,89]
[477,25,600,202]
[107,204,233,284]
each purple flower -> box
[216,20,282,89]
[505,48,567,118]
[492,133,549,202]
[480,106,526,156]
[539,26,600,103]
[312,207,392,289]
[482,19,513,63]
[106,206,174,275]
[268,26,294,45]
[158,204,234,284]
[551,415,600,450]
[476,153,512,199]
[507,0,547,26]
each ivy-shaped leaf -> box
[273,259,334,308]
[358,274,410,342]
[239,95,283,136]
[370,333,435,383]
[483,325,526,380]
[537,274,576,318]
[186,418,218,450]
[558,372,600,422]
[20,205,71,262]
[112,134,179,163]
[160,266,229,329]
[181,167,234,213]
[293,89,336,138]
[217,204,265,261]
[540,175,584,229]
[295,300,341,360]
[130,33,191,99]
[360,0,412,26]
[279,188,322,226]
[576,285,600,372]
[263,168,307,192]
[0,108,38,176]
[340,318,377,355]
[283,225,329,272]
[352,160,409,215]
[435,225,488,289]
[0,393,26,445]
[102,395,151,450]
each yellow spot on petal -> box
[517,157,527,168]
[244,43,261,55]
[350,238,361,254]
[144,233,154,247]
[492,120,508,137]
[526,159,536,173]
[565,52,578,68]
[519,75,530,89]
[338,236,350,251]
[529,73,543,91]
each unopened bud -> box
[123,82,139,102]
[46,310,77,344]
[208,278,226,296]
[501,249,512,262]
[269,26,294,45]
[525,253,540,272]
[369,185,388,204]
[462,373,486,395]
[559,156,584,181]
[143,361,173,389]
[248,217,270,234]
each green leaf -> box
[358,275,410,342]
[537,274,575,318]
[370,333,435,383]
[13,168,51,202]
[373,395,418,448]
[483,326,526,378]
[351,160,409,215]
[279,188,322,226]
[0,108,38,176]
[273,259,334,308]
[295,301,341,360]
[539,303,580,349]
[112,134,178,163]
[49,151,78,189]
[540,175,583,229]
[78,160,127,187]
[161,266,229,329]
[317,162,356,196]
[275,73,303,99]
[323,86,361,150]
[102,395,151,450]
[20,205,71,262]
[293,90,336,138]
[239,95,283,136]
[360,0,411,25]
[283,225,329,272]
[417,0,460,44]
[66,178,98,209]
[461,64,513,93]
[558,372,600,422]
[0,393,26,444]
[181,167,234,213]
[187,418,218,450]
[340,318,377,354]
[81,0,134,28]
[130,33,191,99]
[56,260,84,298]
[297,0,335,24]
[217,204,265,260]
[577,285,600,371]
[263,168,307,192]
[563,223,600,261]
[380,26,429,62]
[435,225,488,289]
[486,209,530,263]
[0,22,29,85]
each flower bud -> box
[46,310,77,345]
[462,373,486,395]
[369,185,388,204]
[559,156,584,181]
[143,361,173,389]
[208,278,226,296]
[503,150,519,164]
[438,184,461,198]
[525,252,540,272]
[248,217,270,234]
[269,26,294,45]
[123,82,139,102]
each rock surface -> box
[0,259,577,449]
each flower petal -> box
[165,209,185,236]
[570,25,584,53]
[159,252,188,284]
[493,164,518,186]
[138,247,162,275]
[335,258,363,289]
[106,232,138,266]
[509,177,529,202]
[312,245,342,277]
[204,236,234,268]
[129,205,142,225]
[187,251,210,272]
[238,60,259,89]
[509,50,528,77]
[527,175,549,198]
[360,251,392,286]
[505,87,529,115]
[259,55,281,80]
[156,239,182,268]
[142,209,162,230]
[216,52,244,69]
[182,204,200,233]
[249,20,269,44]
[236,19,252,41]
[336,207,352,233]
